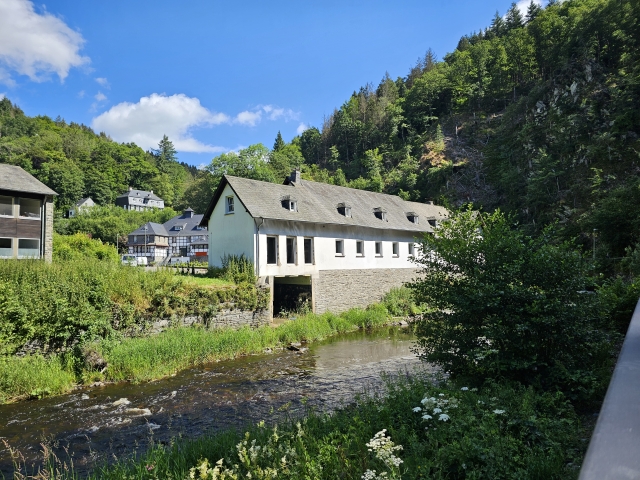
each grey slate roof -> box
[202,175,448,233]
[163,210,205,237]
[130,222,168,236]
[0,164,57,196]
[74,197,93,206]
[117,189,163,201]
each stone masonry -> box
[44,195,54,262]
[150,307,270,335]
[313,268,420,314]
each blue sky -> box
[0,0,540,167]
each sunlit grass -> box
[0,355,76,403]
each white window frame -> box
[303,237,314,264]
[392,242,399,257]
[289,200,297,212]
[356,240,364,257]
[375,241,383,257]
[408,243,415,256]
[335,239,344,257]
[17,238,40,258]
[18,197,41,220]
[0,195,13,217]
[266,236,278,264]
[286,236,296,264]
[0,237,13,257]
[226,196,235,214]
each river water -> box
[0,327,428,477]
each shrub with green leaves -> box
[410,208,615,404]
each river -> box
[0,327,429,477]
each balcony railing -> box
[579,299,640,479]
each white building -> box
[68,197,95,217]
[200,170,448,316]
[116,188,164,211]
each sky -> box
[0,0,541,167]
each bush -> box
[382,286,421,316]
[210,254,256,283]
[410,208,616,404]
[53,233,119,262]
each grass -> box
[179,275,235,288]
[31,375,586,479]
[0,355,76,403]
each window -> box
[304,238,313,264]
[335,239,344,256]
[266,236,277,264]
[375,241,382,256]
[134,235,137,242]
[286,237,296,264]
[406,213,419,224]
[373,208,387,221]
[337,203,352,217]
[281,195,298,212]
[356,240,364,256]
[18,238,39,258]
[0,238,12,257]
[0,196,12,216]
[392,242,399,257]
[226,196,235,214]
[19,198,40,219]
[289,201,297,212]
[428,219,437,227]
[408,243,415,256]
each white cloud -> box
[234,104,299,126]
[296,123,309,135]
[235,110,262,127]
[91,93,229,153]
[94,91,107,102]
[0,0,89,84]
[77,90,85,98]
[95,77,109,88]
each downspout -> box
[254,217,264,278]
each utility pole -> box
[144,225,148,261]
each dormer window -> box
[406,212,419,224]
[337,203,351,217]
[373,207,387,221]
[281,195,297,212]
[427,217,437,227]
[226,196,235,214]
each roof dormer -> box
[373,207,387,221]
[281,195,298,212]
[337,202,352,218]
[406,212,419,224]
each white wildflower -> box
[461,387,469,391]
[365,430,404,470]
[433,407,442,414]
[493,409,505,415]
[412,407,422,412]
[422,414,432,420]
[438,414,450,422]
[439,393,445,397]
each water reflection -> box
[0,327,426,476]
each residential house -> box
[200,170,448,316]
[0,164,57,261]
[68,197,95,217]
[116,187,164,211]
[127,222,169,262]
[126,208,208,262]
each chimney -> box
[183,207,194,218]
[128,186,133,191]
[290,168,301,184]
[150,190,153,194]
[427,200,434,205]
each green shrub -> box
[210,254,256,283]
[411,208,616,405]
[0,355,75,402]
[382,287,420,316]
[53,233,119,262]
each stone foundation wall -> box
[313,268,419,314]
[150,306,270,335]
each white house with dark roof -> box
[68,197,95,217]
[116,187,164,211]
[200,169,448,316]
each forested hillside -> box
[0,99,196,209]
[1,0,638,264]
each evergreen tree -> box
[505,2,525,30]
[153,135,178,172]
[526,1,543,23]
[490,10,506,36]
[273,131,285,152]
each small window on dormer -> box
[281,195,297,212]
[406,212,419,224]
[427,218,437,227]
[373,207,387,221]
[337,203,352,218]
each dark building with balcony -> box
[0,164,57,261]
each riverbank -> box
[0,301,398,403]
[33,374,586,479]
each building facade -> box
[127,208,208,262]
[0,164,57,261]
[116,188,164,211]
[201,170,448,316]
[68,197,95,217]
